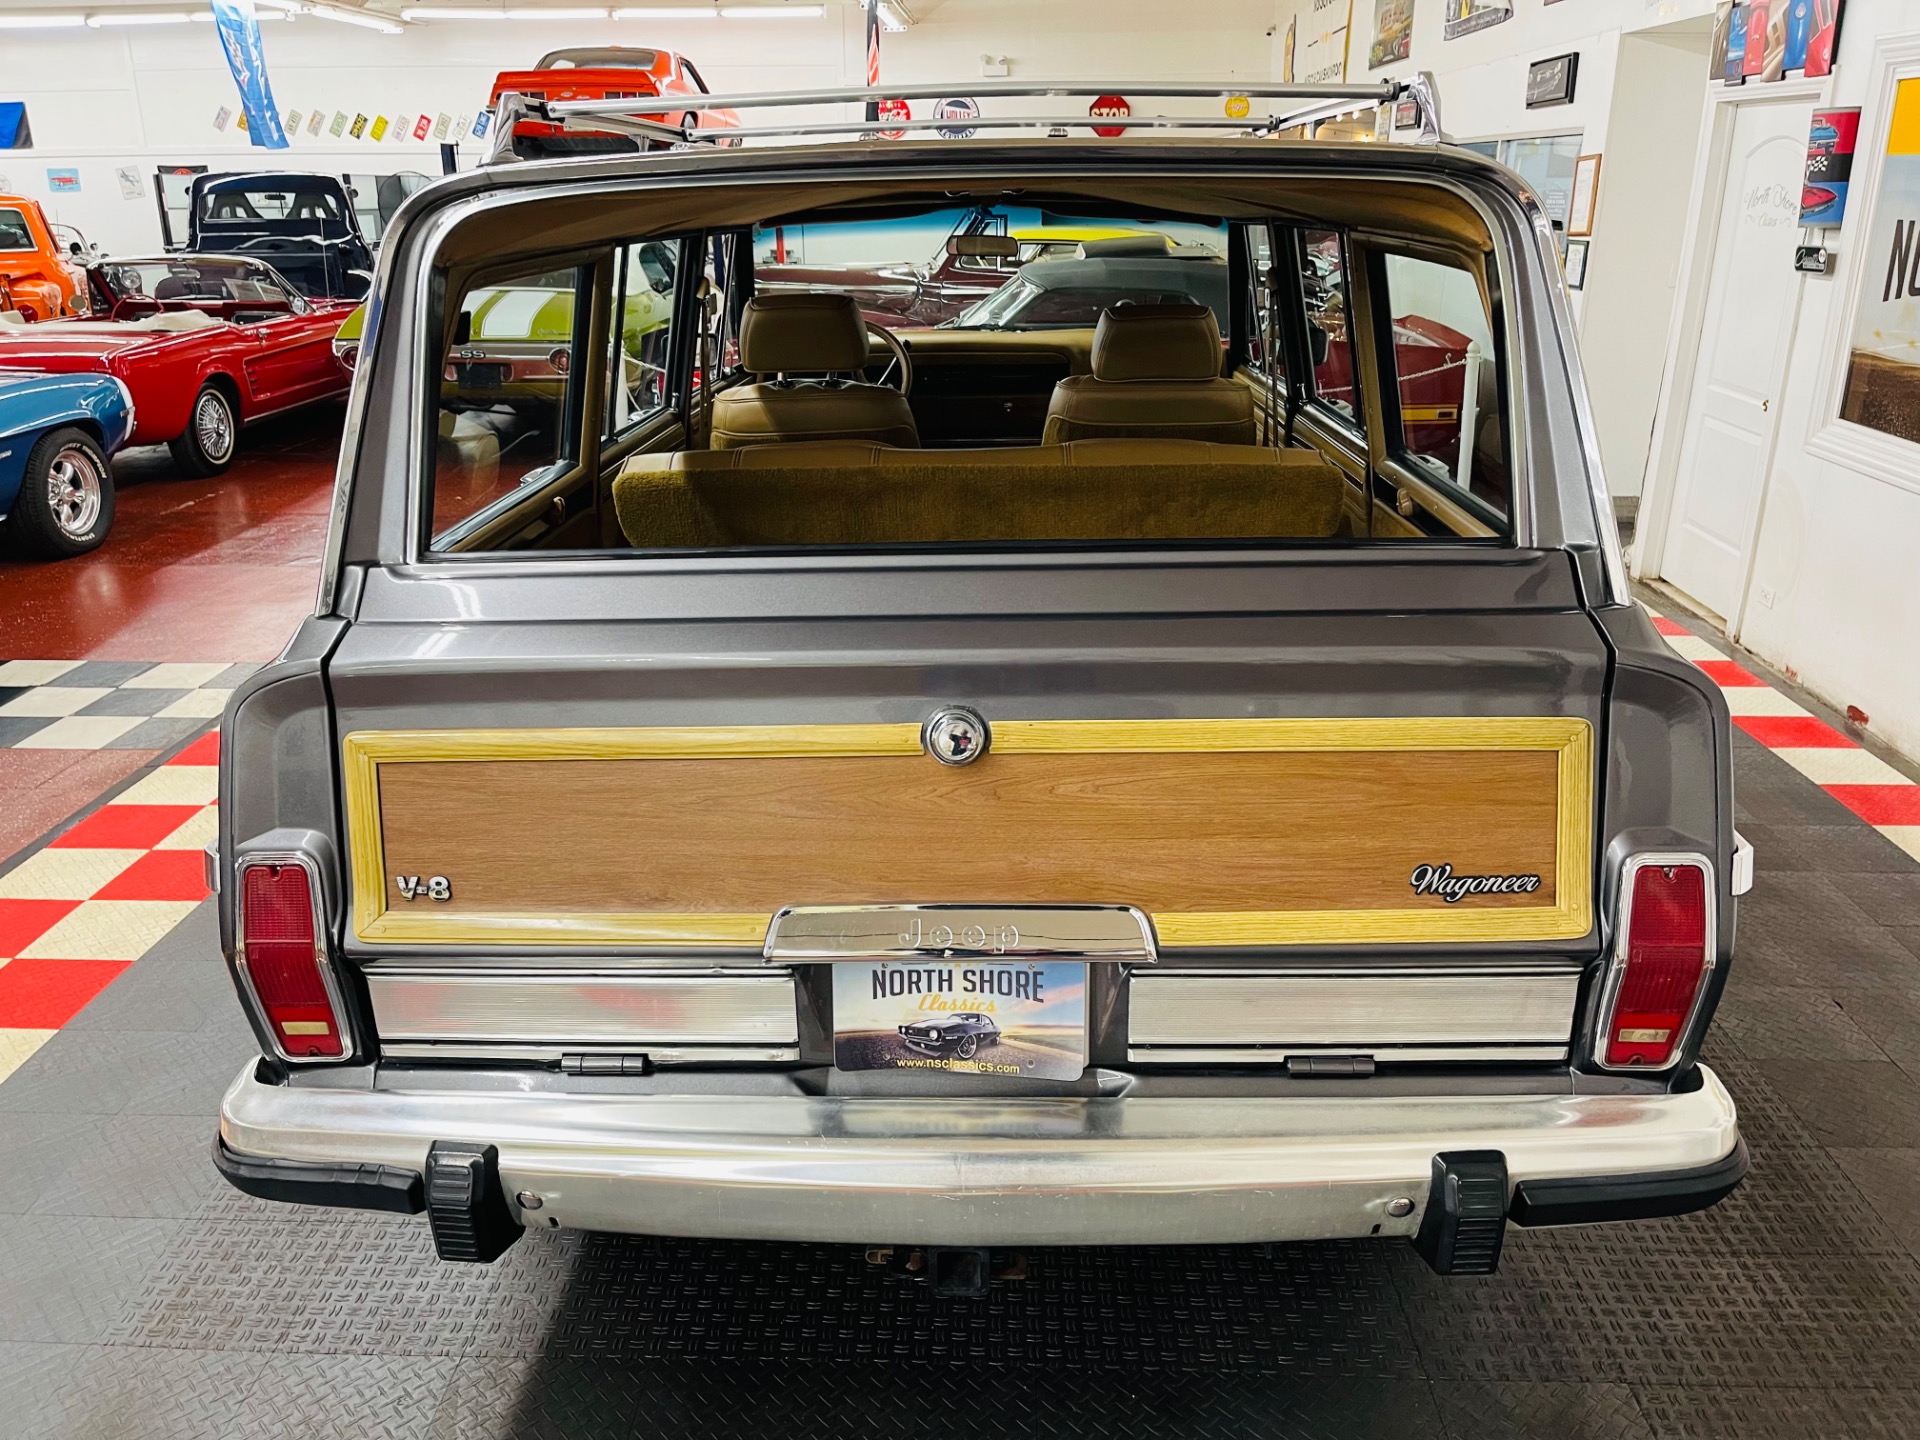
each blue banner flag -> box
[211,0,288,149]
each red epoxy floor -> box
[0,403,343,863]
[0,402,342,662]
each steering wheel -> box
[866,321,913,397]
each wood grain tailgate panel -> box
[344,718,1593,948]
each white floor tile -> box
[0,687,112,718]
[1770,747,1913,786]
[1666,635,1726,662]
[112,765,218,806]
[1877,826,1920,863]
[0,848,142,900]
[153,805,219,851]
[155,688,232,719]
[1720,686,1813,718]
[20,899,199,961]
[0,1030,56,1085]
[121,663,235,690]
[12,715,144,749]
[0,660,80,686]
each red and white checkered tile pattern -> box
[0,730,218,1083]
[1645,607,1920,863]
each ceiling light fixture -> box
[399,5,508,17]
[717,4,822,15]
[503,5,609,15]
[611,5,719,15]
[87,10,195,23]
[306,2,404,28]
[0,11,88,24]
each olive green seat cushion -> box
[612,438,1344,548]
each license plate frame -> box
[831,958,1089,1081]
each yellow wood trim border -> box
[342,717,1593,949]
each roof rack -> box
[485,73,1445,165]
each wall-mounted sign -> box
[1444,0,1512,42]
[934,96,978,138]
[1562,238,1589,289]
[1526,52,1580,108]
[1368,0,1413,69]
[470,110,492,140]
[1276,0,1354,85]
[349,114,369,140]
[1224,93,1251,120]
[45,167,79,193]
[1839,77,1920,444]
[213,106,233,133]
[1801,107,1860,226]
[329,112,347,137]
[1802,0,1843,78]
[1089,94,1131,138]
[307,111,323,137]
[876,97,910,139]
[1394,97,1420,129]
[1568,152,1601,235]
[115,166,143,200]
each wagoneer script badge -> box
[923,706,989,765]
[1410,863,1542,903]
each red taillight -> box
[1604,860,1710,1068]
[241,861,343,1060]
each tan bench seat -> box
[611,438,1345,548]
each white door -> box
[1660,99,1811,621]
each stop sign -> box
[1089,94,1131,138]
[878,97,911,140]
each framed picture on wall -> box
[1568,153,1602,236]
[1526,53,1580,108]
[1562,238,1589,289]
[1838,76,1920,444]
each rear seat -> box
[611,438,1345,548]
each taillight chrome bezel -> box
[235,848,355,1065]
[1591,851,1717,1073]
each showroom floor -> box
[1,430,1919,1439]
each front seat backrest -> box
[709,292,920,450]
[1041,302,1255,446]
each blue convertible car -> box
[0,367,133,558]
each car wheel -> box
[168,383,239,476]
[956,1035,979,1060]
[2,426,114,559]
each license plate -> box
[454,362,509,390]
[832,960,1087,1081]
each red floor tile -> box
[92,849,209,903]
[0,750,157,863]
[170,730,222,768]
[1824,784,1920,827]
[1697,659,1766,687]
[0,899,80,958]
[50,804,204,852]
[1733,715,1859,748]
[1651,616,1691,636]
[0,957,131,1028]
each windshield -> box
[752,206,1227,332]
[99,258,291,306]
[0,208,32,252]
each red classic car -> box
[0,254,353,475]
[490,46,740,158]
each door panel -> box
[1662,99,1810,619]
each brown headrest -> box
[738,292,870,373]
[1091,303,1223,383]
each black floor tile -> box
[1754,1059,1920,1148]
[217,1354,458,1440]
[0,1215,179,1344]
[1827,870,1920,928]
[1739,821,1920,876]
[1632,1383,1920,1440]
[33,1344,260,1440]
[1711,982,1891,1061]
[1431,1381,1652,1440]
[65,951,233,1034]
[28,1114,227,1220]
[0,1112,106,1216]
[1826,1149,1920,1266]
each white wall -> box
[1647,0,1920,765]
[0,0,1275,254]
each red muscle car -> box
[490,46,740,158]
[0,254,353,476]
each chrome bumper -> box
[219,1063,1741,1246]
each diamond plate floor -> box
[0,731,1917,1439]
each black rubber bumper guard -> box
[212,1135,424,1215]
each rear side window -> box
[0,207,31,251]
[429,261,591,546]
[1297,229,1358,423]
[1379,252,1510,521]
[606,239,681,438]
[1244,224,1286,388]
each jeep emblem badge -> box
[923,706,989,766]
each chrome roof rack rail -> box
[486,73,1446,162]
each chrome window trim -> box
[379,1042,801,1065]
[1128,1044,1570,1065]
[364,159,1543,579]
[1590,851,1717,1074]
[235,849,358,1065]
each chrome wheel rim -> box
[46,445,103,538]
[195,391,235,461]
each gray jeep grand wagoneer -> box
[210,79,1750,1277]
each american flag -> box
[864,0,880,121]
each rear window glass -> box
[420,203,1517,560]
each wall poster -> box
[1368,0,1414,69]
[1801,107,1861,227]
[1839,78,1920,445]
[1276,0,1356,85]
[1443,0,1512,42]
